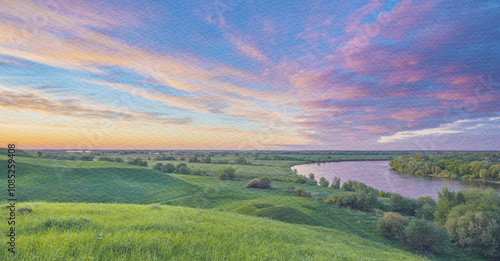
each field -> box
[0,151,486,260]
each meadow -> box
[0,151,487,260]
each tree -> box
[178,165,189,174]
[489,164,500,178]
[377,212,408,241]
[152,163,163,171]
[434,187,457,224]
[479,168,489,179]
[445,205,500,257]
[36,151,42,157]
[390,193,417,216]
[218,167,236,180]
[234,157,248,165]
[415,196,437,220]
[330,177,341,189]
[126,158,147,167]
[404,219,450,255]
[188,156,199,163]
[161,163,175,173]
[319,177,329,187]
[294,175,308,184]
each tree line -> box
[389,152,500,181]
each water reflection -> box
[292,161,500,199]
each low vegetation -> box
[246,177,271,189]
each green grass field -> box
[3,157,196,204]
[1,202,431,260]
[0,152,484,260]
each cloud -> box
[377,117,497,143]
[228,35,270,64]
[0,85,191,124]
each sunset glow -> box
[1,0,499,150]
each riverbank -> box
[291,160,500,199]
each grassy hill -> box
[0,148,32,157]
[0,202,430,260]
[0,157,483,260]
[2,157,197,204]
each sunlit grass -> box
[0,202,431,260]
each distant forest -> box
[390,152,500,181]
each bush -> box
[319,177,329,187]
[285,185,295,193]
[114,158,124,163]
[218,167,236,180]
[305,178,317,186]
[294,175,308,184]
[377,212,409,241]
[295,188,310,197]
[327,190,378,211]
[98,157,114,162]
[246,177,271,189]
[404,219,450,255]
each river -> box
[292,160,500,199]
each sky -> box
[0,0,499,150]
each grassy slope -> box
[165,175,479,261]
[0,202,429,261]
[2,157,197,204]
[0,157,481,260]
[0,148,32,157]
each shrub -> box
[327,190,378,211]
[305,178,318,186]
[246,177,271,189]
[377,212,409,241]
[218,167,236,180]
[114,158,124,163]
[295,188,311,197]
[17,207,32,215]
[98,156,112,161]
[404,219,450,255]
[294,175,308,184]
[319,177,329,187]
[285,185,296,193]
